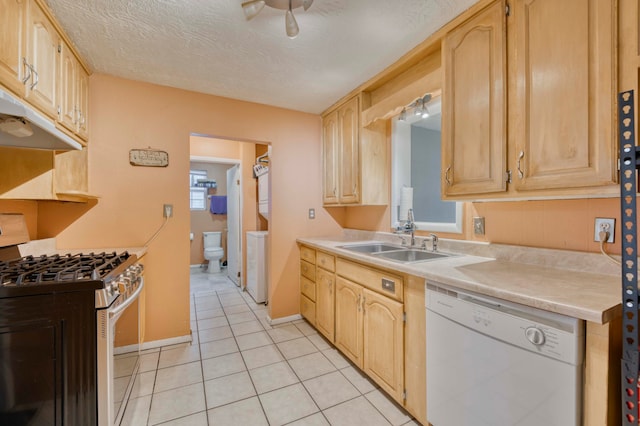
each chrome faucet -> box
[429,233,438,252]
[395,208,417,247]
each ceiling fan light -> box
[285,9,299,38]
[242,0,266,20]
[302,0,314,11]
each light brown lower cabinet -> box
[315,268,335,341]
[335,276,405,402]
[335,277,364,366]
[299,245,424,424]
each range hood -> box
[0,88,82,151]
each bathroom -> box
[189,135,270,299]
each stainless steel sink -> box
[340,242,452,264]
[339,243,404,253]
[372,249,451,263]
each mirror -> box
[391,95,462,233]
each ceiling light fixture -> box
[242,0,313,38]
[398,93,433,121]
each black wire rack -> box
[618,90,640,424]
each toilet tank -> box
[203,231,222,247]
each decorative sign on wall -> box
[129,148,169,167]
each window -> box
[391,96,463,233]
[190,170,207,210]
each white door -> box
[226,165,241,286]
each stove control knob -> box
[525,327,545,346]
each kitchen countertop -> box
[297,235,621,324]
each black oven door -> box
[0,290,98,426]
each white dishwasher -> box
[426,282,584,426]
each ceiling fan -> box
[242,0,314,39]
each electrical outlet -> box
[594,218,615,242]
[473,217,485,235]
[163,204,173,218]
[308,208,315,219]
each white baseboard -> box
[267,314,302,325]
[114,334,193,354]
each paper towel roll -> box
[399,186,413,221]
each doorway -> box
[189,134,270,290]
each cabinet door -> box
[58,41,77,133]
[363,288,404,402]
[322,111,339,204]
[0,0,27,95]
[441,0,507,197]
[511,0,616,190]
[77,66,89,141]
[24,0,59,119]
[315,268,335,342]
[338,96,360,204]
[335,277,363,368]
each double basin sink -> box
[338,242,452,264]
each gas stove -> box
[0,251,142,308]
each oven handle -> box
[108,277,144,318]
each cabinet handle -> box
[30,68,39,90]
[444,165,452,186]
[362,295,366,314]
[517,151,525,179]
[21,58,31,84]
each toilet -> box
[203,231,224,273]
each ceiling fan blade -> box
[242,0,266,20]
[285,9,299,38]
[302,0,314,11]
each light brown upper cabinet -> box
[0,0,27,96]
[59,41,89,141]
[442,0,507,197]
[322,94,388,206]
[322,110,339,204]
[442,0,617,199]
[24,0,60,120]
[323,96,360,204]
[510,0,616,191]
[0,0,90,145]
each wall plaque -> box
[129,149,169,167]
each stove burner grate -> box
[0,252,131,286]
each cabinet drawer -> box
[317,251,335,272]
[300,260,316,281]
[300,246,316,264]
[300,295,316,325]
[301,276,316,301]
[336,259,403,302]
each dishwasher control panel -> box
[426,282,584,365]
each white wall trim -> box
[190,155,240,164]
[267,314,302,325]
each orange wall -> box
[36,74,343,344]
[344,197,624,255]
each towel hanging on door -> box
[209,195,227,215]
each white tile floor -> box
[120,268,419,426]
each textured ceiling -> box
[44,0,476,114]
